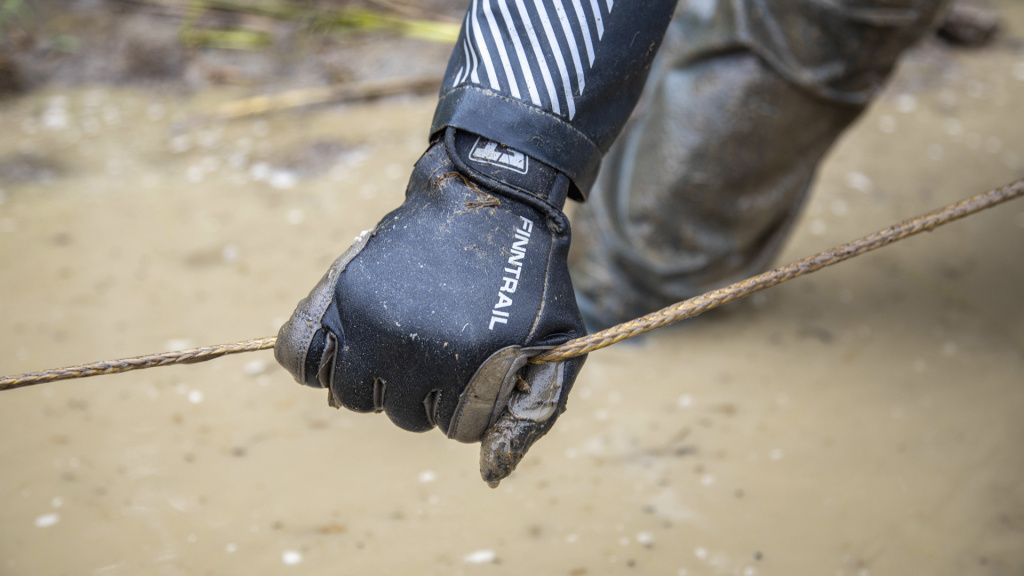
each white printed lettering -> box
[488,217,534,330]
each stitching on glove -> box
[372,377,387,413]
[423,389,441,428]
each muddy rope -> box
[1,177,1021,392]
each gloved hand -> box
[275,127,586,486]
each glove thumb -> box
[478,361,572,488]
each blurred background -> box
[0,0,1022,574]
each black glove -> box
[275,128,586,486]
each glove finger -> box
[478,361,570,488]
[379,375,437,433]
[275,230,371,387]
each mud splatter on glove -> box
[275,128,586,486]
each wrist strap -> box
[442,128,572,235]
[448,128,568,208]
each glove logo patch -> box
[489,216,534,330]
[469,138,529,175]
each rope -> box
[0,338,277,391]
[532,177,1023,363]
[1,178,1021,392]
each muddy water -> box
[2,13,1024,576]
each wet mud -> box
[1,3,1023,575]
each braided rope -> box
[0,178,1021,391]
[531,177,1024,363]
[0,338,277,391]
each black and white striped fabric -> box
[450,0,617,120]
[432,0,677,198]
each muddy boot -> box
[570,0,951,330]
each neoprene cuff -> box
[431,85,601,201]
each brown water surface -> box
[1,6,1023,575]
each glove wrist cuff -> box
[442,127,571,234]
[431,85,601,199]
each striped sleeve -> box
[431,0,678,199]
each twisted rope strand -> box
[532,177,1024,363]
[1,178,1021,392]
[0,338,277,391]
